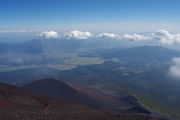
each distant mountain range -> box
[0,39,121,54]
[1,39,180,63]
[95,46,180,63]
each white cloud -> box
[169,57,180,79]
[0,30,27,33]
[64,30,93,40]
[38,31,59,38]
[19,30,26,33]
[118,34,150,41]
[152,30,180,45]
[96,33,119,38]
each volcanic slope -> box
[22,78,138,110]
[21,78,178,120]
[0,80,169,120]
[0,81,164,120]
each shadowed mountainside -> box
[21,78,103,109]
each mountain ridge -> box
[95,45,180,63]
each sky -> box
[0,0,180,43]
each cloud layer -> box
[96,33,118,38]
[118,34,150,41]
[8,29,180,45]
[169,57,180,79]
[152,30,180,45]
[38,31,59,38]
[64,30,93,40]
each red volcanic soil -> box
[0,100,8,106]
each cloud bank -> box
[118,34,150,41]
[97,30,180,43]
[169,57,180,79]
[38,31,59,38]
[152,30,180,45]
[64,30,93,40]
[3,29,180,45]
[96,33,118,38]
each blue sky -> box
[1,0,180,30]
[0,0,180,43]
